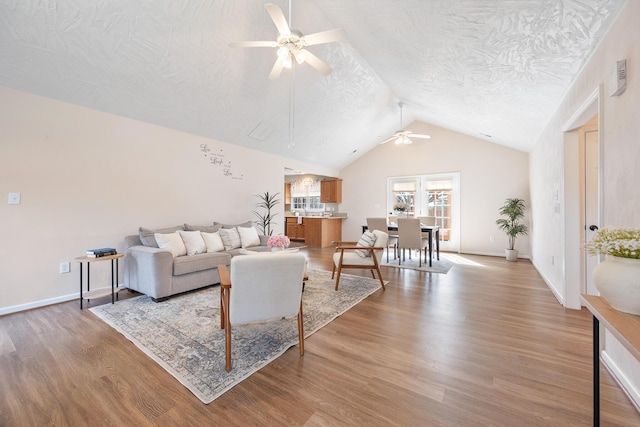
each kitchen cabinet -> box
[286,217,305,241]
[284,183,291,204]
[303,218,342,248]
[321,179,342,203]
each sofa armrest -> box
[124,245,174,299]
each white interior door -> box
[584,129,600,295]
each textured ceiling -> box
[0,0,625,170]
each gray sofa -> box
[124,221,272,301]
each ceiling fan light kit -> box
[380,102,431,145]
[229,2,345,79]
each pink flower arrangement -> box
[267,234,291,249]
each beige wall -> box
[530,0,640,302]
[529,0,640,406]
[339,121,530,255]
[0,86,335,313]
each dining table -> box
[362,224,440,267]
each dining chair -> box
[397,218,429,266]
[367,217,396,262]
[217,252,307,371]
[418,216,438,249]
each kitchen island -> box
[285,216,346,248]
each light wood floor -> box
[1,249,639,426]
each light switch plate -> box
[8,192,20,205]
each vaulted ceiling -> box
[0,0,625,169]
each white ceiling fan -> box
[380,102,431,145]
[229,1,346,79]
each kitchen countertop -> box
[285,215,347,219]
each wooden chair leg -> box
[298,299,305,355]
[224,313,232,372]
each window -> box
[388,173,460,252]
[292,196,325,212]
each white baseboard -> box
[0,293,78,316]
[0,284,126,316]
[602,350,640,412]
[531,258,564,306]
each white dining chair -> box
[367,217,396,262]
[397,218,429,266]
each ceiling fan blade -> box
[410,134,432,139]
[229,40,279,48]
[379,136,397,145]
[268,57,285,80]
[301,49,332,75]
[265,4,290,36]
[302,28,346,46]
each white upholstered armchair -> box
[217,252,307,371]
[331,230,388,291]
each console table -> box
[75,253,123,309]
[581,294,640,426]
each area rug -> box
[90,269,382,404]
[381,252,455,274]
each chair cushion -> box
[355,231,377,257]
[333,251,376,266]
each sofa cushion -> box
[201,231,225,252]
[155,232,187,257]
[219,227,242,250]
[178,230,207,255]
[184,223,221,233]
[173,252,231,276]
[214,220,253,229]
[238,226,261,248]
[139,225,184,247]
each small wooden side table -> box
[75,253,123,309]
[581,294,640,426]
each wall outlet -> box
[489,235,495,242]
[60,262,70,274]
[550,256,554,265]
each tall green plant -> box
[496,198,528,250]
[252,191,280,236]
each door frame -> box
[561,85,604,309]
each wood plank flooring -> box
[1,249,639,426]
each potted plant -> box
[252,191,280,236]
[495,198,528,261]
[393,202,410,218]
[584,228,640,314]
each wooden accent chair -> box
[331,230,388,291]
[367,217,397,262]
[217,252,307,372]
[397,218,429,266]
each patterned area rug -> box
[90,269,382,404]
[381,252,455,273]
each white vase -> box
[505,249,518,261]
[396,211,407,218]
[593,256,640,315]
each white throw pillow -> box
[155,232,187,257]
[237,226,260,248]
[218,227,242,250]
[202,231,225,252]
[178,230,206,256]
[355,231,377,258]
